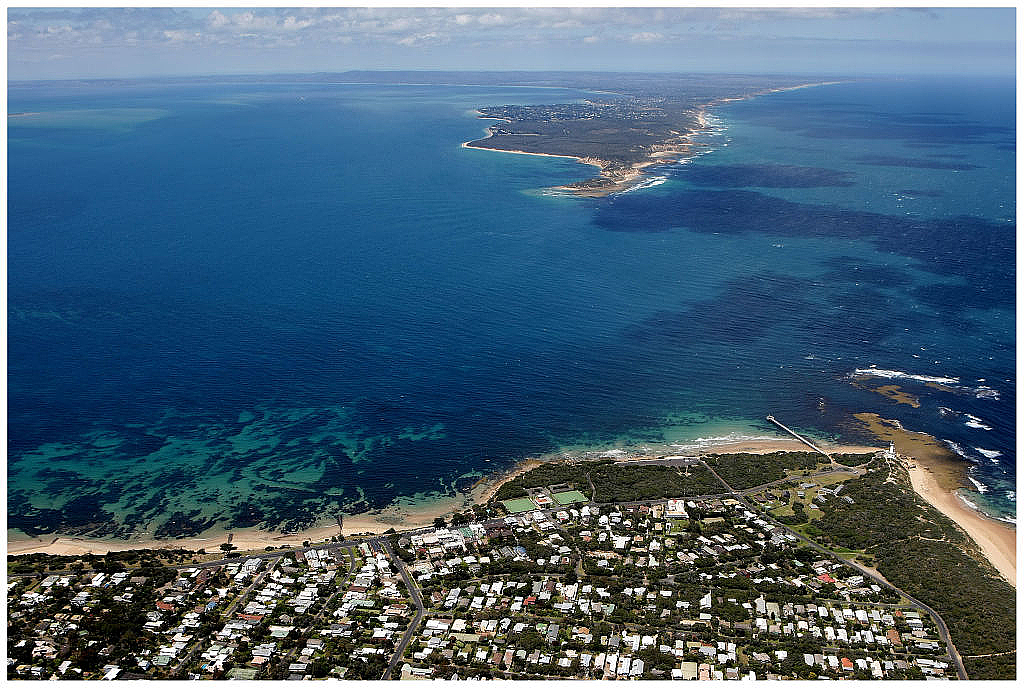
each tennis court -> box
[552,490,589,505]
[501,497,538,513]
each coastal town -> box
[8,443,1013,680]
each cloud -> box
[630,32,664,44]
[7,6,1014,78]
[2,6,963,53]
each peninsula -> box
[460,74,845,196]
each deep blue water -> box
[8,76,1015,538]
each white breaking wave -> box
[852,367,959,384]
[943,439,969,459]
[618,175,669,195]
[852,368,1000,400]
[974,447,1002,459]
[1005,491,1015,502]
[966,475,990,494]
[670,433,780,450]
[964,414,993,430]
[975,386,1001,400]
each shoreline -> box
[460,140,604,168]
[462,79,845,198]
[7,435,880,558]
[462,129,693,198]
[853,412,1016,586]
[9,420,1014,587]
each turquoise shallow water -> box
[8,76,1015,538]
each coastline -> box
[7,435,873,558]
[462,80,844,198]
[9,423,1014,589]
[460,140,604,168]
[7,492,474,558]
[853,412,1016,586]
[461,130,693,198]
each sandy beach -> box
[854,412,1016,586]
[690,438,881,456]
[904,455,1016,586]
[8,427,1014,585]
[7,435,867,558]
[461,79,843,198]
[7,494,468,558]
[461,139,690,198]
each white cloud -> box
[6,6,1013,76]
[630,32,664,44]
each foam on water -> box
[853,369,1002,401]
[975,447,1001,459]
[852,367,959,384]
[670,433,787,451]
[942,440,979,464]
[966,475,990,494]
[964,414,993,430]
[619,176,668,194]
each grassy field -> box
[501,497,538,514]
[552,490,589,505]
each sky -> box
[6,5,1018,81]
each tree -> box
[219,543,236,553]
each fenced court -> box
[501,497,538,513]
[552,490,589,505]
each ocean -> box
[7,75,1015,539]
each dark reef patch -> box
[674,163,856,188]
[9,490,119,537]
[454,475,479,493]
[594,189,1014,311]
[819,256,913,288]
[625,273,815,346]
[153,510,218,538]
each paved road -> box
[13,453,967,679]
[168,555,282,677]
[759,510,967,680]
[380,537,425,680]
[612,457,701,467]
[280,546,358,668]
[700,459,968,680]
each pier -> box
[765,415,833,463]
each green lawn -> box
[502,497,538,513]
[552,490,589,505]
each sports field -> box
[501,497,538,513]
[552,490,589,505]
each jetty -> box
[765,415,833,463]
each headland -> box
[462,79,846,197]
[852,412,1015,585]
